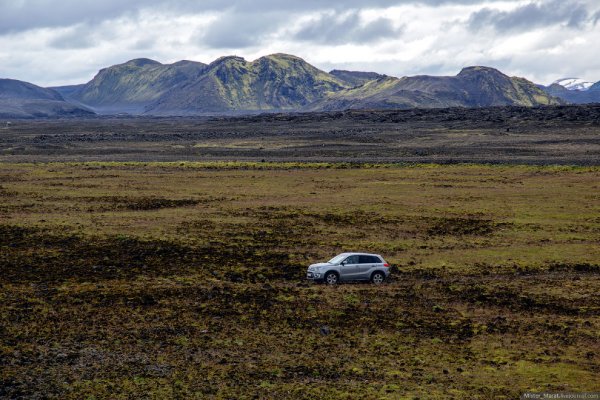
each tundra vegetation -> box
[1,162,599,399]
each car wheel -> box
[324,272,339,285]
[371,271,385,285]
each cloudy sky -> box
[1,0,599,87]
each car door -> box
[358,255,376,280]
[370,255,384,277]
[340,255,359,280]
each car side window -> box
[369,255,382,264]
[358,255,371,264]
[344,255,359,264]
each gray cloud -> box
[2,0,599,87]
[0,0,505,34]
[130,38,157,51]
[48,25,96,49]
[295,12,403,44]
[468,0,590,32]
[200,11,287,49]
[197,5,405,49]
[226,0,487,11]
[0,1,146,34]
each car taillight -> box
[383,263,390,267]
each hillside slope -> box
[308,67,563,111]
[31,55,574,116]
[145,54,349,115]
[540,82,600,104]
[69,59,207,114]
[0,79,94,118]
[329,70,386,87]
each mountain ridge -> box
[145,53,349,115]
[552,78,594,91]
[539,81,600,104]
[3,53,592,117]
[0,78,94,118]
[329,70,386,87]
[307,66,563,111]
[66,58,207,114]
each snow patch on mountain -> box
[553,78,594,91]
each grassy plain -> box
[1,162,599,399]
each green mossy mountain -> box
[47,56,566,115]
[307,66,564,111]
[145,54,349,115]
[0,79,94,118]
[68,58,207,114]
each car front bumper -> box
[306,271,323,282]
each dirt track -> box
[1,105,599,164]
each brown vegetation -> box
[1,162,599,399]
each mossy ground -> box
[1,162,599,399]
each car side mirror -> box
[341,260,347,266]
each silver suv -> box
[306,252,390,284]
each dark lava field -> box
[1,104,599,165]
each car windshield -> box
[327,254,348,264]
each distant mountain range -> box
[552,78,595,91]
[0,79,93,118]
[59,58,208,115]
[537,78,600,104]
[144,54,348,115]
[307,66,562,111]
[1,53,599,118]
